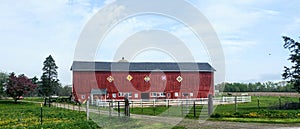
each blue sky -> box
[1,0,300,85]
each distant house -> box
[71,61,215,102]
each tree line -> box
[216,81,296,92]
[0,55,71,102]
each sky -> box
[1,0,300,85]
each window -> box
[175,92,179,97]
[182,92,189,96]
[118,92,124,97]
[128,93,132,98]
[159,92,165,97]
[190,93,194,97]
[81,95,85,99]
[150,92,157,97]
[151,92,166,97]
[119,92,132,97]
[112,93,116,98]
[134,93,138,98]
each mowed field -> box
[1,94,300,128]
[0,100,178,129]
[226,92,300,97]
[124,96,300,123]
[0,100,99,129]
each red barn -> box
[71,61,215,102]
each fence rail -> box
[90,96,251,107]
[49,96,251,119]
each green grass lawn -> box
[124,96,300,123]
[0,100,181,129]
[23,97,44,102]
[89,114,176,129]
[0,100,99,129]
[7,96,299,127]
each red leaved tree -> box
[5,73,37,102]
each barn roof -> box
[71,61,215,72]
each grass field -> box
[89,114,176,129]
[3,95,299,128]
[0,100,99,129]
[0,100,182,129]
[124,96,300,123]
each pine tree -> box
[40,55,59,97]
[0,72,8,98]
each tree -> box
[0,72,8,98]
[282,36,300,93]
[39,55,60,97]
[56,85,72,96]
[26,76,39,97]
[5,73,37,102]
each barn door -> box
[141,93,149,99]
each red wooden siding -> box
[73,71,214,102]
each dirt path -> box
[29,101,300,129]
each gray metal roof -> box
[71,61,215,72]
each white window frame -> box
[127,92,132,98]
[134,93,138,98]
[159,92,165,97]
[112,93,116,98]
[150,92,157,97]
[190,93,193,97]
[175,92,179,97]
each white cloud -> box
[1,0,299,84]
[104,0,116,5]
[0,0,104,84]
[190,1,279,53]
[222,38,256,55]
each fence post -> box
[279,96,281,110]
[167,99,169,115]
[141,99,143,113]
[234,96,237,113]
[193,101,196,118]
[153,99,156,116]
[131,101,133,112]
[208,94,213,116]
[166,99,167,107]
[299,97,300,109]
[86,97,89,120]
[109,101,112,117]
[257,97,260,109]
[181,101,183,117]
[118,101,120,117]
[98,106,100,116]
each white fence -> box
[89,96,252,107]
[214,96,251,104]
